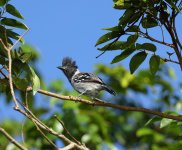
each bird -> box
[57,57,116,99]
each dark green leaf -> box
[165,0,180,12]
[98,41,125,51]
[0,0,8,6]
[13,77,29,91]
[128,12,142,25]
[0,25,8,46]
[111,48,135,64]
[119,9,134,26]
[149,55,160,75]
[136,43,156,52]
[129,51,147,73]
[142,17,158,28]
[102,26,123,32]
[126,25,140,32]
[1,18,28,30]
[6,29,24,43]
[0,56,5,64]
[127,34,138,43]
[95,31,124,46]
[6,4,24,19]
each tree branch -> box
[15,101,87,150]
[26,87,182,122]
[138,31,174,48]
[0,127,28,150]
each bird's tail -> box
[103,85,116,96]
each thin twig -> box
[33,121,59,150]
[59,143,75,150]
[54,115,81,145]
[138,31,174,48]
[0,39,19,108]
[15,101,87,150]
[0,127,28,150]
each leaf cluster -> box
[96,0,182,74]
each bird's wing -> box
[73,72,104,84]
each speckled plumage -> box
[57,57,116,98]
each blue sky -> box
[11,0,123,84]
[1,0,181,121]
[10,0,181,85]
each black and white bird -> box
[57,57,116,99]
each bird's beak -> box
[57,66,64,70]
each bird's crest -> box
[62,57,78,68]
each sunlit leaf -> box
[29,66,40,95]
[160,118,173,128]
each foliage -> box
[0,0,40,101]
[0,0,182,150]
[96,0,182,74]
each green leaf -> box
[95,31,124,46]
[1,18,28,30]
[165,0,180,12]
[0,0,8,6]
[129,51,147,73]
[19,53,32,63]
[128,12,142,25]
[126,25,140,32]
[102,26,123,32]
[160,118,173,128]
[114,0,132,10]
[6,4,24,19]
[98,41,125,51]
[136,43,157,52]
[118,9,134,26]
[127,34,138,43]
[145,116,161,126]
[136,128,153,137]
[29,66,40,95]
[13,77,29,91]
[6,29,24,43]
[111,48,134,64]
[149,55,160,75]
[142,17,158,28]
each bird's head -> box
[57,57,78,80]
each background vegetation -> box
[0,0,182,149]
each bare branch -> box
[0,29,29,109]
[138,31,175,48]
[0,127,28,150]
[15,101,87,150]
[33,121,59,150]
[25,87,182,122]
